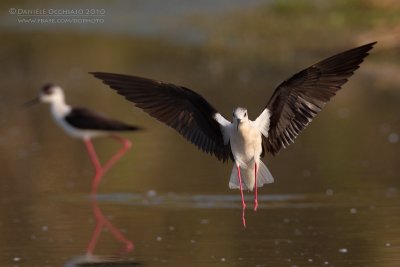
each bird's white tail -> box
[229,161,274,191]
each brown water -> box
[1,1,400,266]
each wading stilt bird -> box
[91,42,376,227]
[25,84,141,194]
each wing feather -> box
[263,42,376,155]
[91,72,232,162]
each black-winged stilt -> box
[26,84,142,194]
[91,42,376,227]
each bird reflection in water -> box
[64,194,137,267]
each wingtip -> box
[364,41,377,46]
[89,71,117,78]
[347,41,377,56]
[132,125,145,131]
[89,71,104,77]
[359,41,378,52]
[368,41,378,49]
[121,125,145,132]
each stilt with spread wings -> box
[91,42,376,227]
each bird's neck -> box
[50,98,71,118]
[236,121,250,135]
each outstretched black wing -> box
[264,42,376,155]
[91,72,232,162]
[65,107,141,131]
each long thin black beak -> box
[23,97,40,107]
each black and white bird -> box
[91,42,376,226]
[26,84,141,194]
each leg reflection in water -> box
[64,193,136,267]
[86,195,134,255]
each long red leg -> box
[236,165,246,228]
[254,162,258,212]
[84,136,132,195]
[101,135,132,175]
[84,139,104,194]
[84,139,101,172]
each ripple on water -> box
[83,192,325,209]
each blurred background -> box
[0,0,399,266]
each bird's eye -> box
[42,84,55,95]
[244,112,247,117]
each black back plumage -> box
[65,107,141,131]
[264,42,376,155]
[90,73,232,162]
